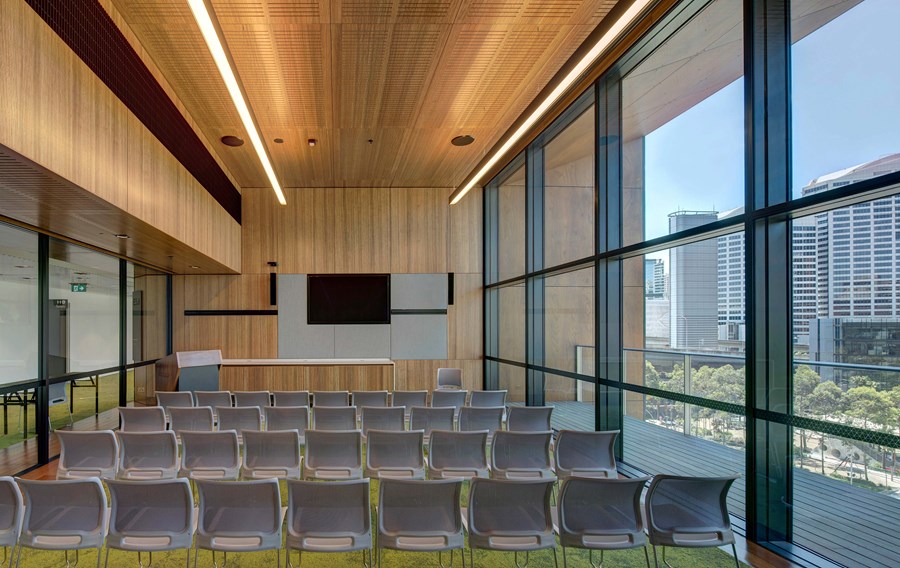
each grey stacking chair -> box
[410,406,455,444]
[193,391,232,422]
[0,477,23,567]
[431,390,468,419]
[351,391,388,420]
[105,478,195,568]
[312,405,357,431]
[391,390,428,420]
[285,479,372,568]
[216,406,262,440]
[365,430,426,480]
[644,474,741,568]
[469,390,507,408]
[507,406,553,432]
[458,406,504,441]
[360,406,405,440]
[557,477,652,568]
[464,478,558,568]
[116,431,179,480]
[194,478,284,568]
[436,367,463,390]
[168,406,214,436]
[56,430,119,479]
[118,406,167,432]
[15,478,108,568]
[312,390,350,407]
[554,430,618,481]
[264,406,309,443]
[233,391,272,413]
[302,430,363,480]
[156,391,194,425]
[273,390,310,407]
[491,431,555,479]
[241,429,302,479]
[427,430,490,480]
[376,479,465,568]
[179,430,240,480]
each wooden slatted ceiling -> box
[108,0,621,191]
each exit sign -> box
[70,283,88,292]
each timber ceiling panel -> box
[110,0,621,192]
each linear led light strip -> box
[449,0,654,205]
[187,0,287,205]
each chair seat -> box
[288,534,371,553]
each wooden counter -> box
[218,358,395,392]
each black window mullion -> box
[36,234,50,465]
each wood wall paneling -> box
[390,187,448,273]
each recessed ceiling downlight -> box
[221,135,244,147]
[451,135,475,147]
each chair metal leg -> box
[103,547,110,568]
[96,547,102,568]
[552,547,558,568]
[588,549,604,568]
[192,543,199,568]
[561,546,567,568]
[14,545,22,568]
[661,546,674,568]
[469,547,474,568]
[276,548,281,568]
[185,548,190,568]
[643,546,652,568]
[652,545,660,568]
[731,542,740,568]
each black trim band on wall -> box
[24,0,242,223]
[184,310,278,316]
[390,309,448,315]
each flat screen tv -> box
[307,274,391,325]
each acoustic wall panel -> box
[391,314,448,360]
[391,274,448,310]
[335,325,391,358]
[277,275,336,358]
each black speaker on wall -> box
[448,273,454,306]
[269,272,277,306]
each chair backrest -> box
[427,430,489,478]
[106,478,193,538]
[313,406,357,430]
[17,478,107,537]
[467,478,555,536]
[156,391,194,413]
[409,406,455,438]
[436,368,463,390]
[56,430,119,478]
[491,431,553,472]
[554,430,618,479]
[351,390,388,411]
[287,479,370,538]
[233,391,272,411]
[168,406,214,433]
[116,431,179,478]
[365,430,424,476]
[118,406,166,432]
[0,477,23,546]
[458,406,504,436]
[195,478,282,538]
[431,390,467,410]
[506,405,553,432]
[304,430,362,471]
[469,390,507,408]
[180,430,240,476]
[194,391,232,409]
[644,475,738,544]
[273,391,310,407]
[312,391,350,407]
[557,477,650,543]
[360,406,405,439]
[391,390,427,411]
[48,381,68,407]
[378,479,463,538]
[242,430,302,478]
[264,406,309,435]
[217,406,262,433]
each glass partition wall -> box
[483,0,900,566]
[0,220,171,473]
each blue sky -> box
[641,0,900,243]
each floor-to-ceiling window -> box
[483,0,900,566]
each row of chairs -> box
[156,389,510,419]
[0,474,740,568]
[125,404,551,441]
[57,428,616,482]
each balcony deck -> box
[547,401,900,568]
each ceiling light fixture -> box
[449,0,653,205]
[451,135,475,147]
[114,233,130,239]
[187,0,287,206]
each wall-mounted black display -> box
[307,274,391,325]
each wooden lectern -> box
[155,350,223,394]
